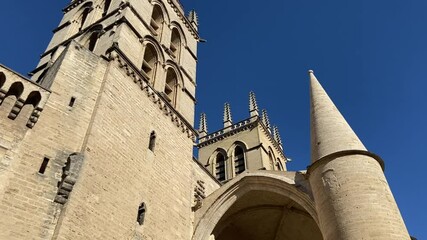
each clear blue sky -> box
[0,0,425,238]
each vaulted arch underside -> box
[193,171,323,240]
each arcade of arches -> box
[193,172,323,240]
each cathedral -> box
[0,0,413,239]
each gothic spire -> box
[272,126,283,147]
[261,109,271,132]
[223,103,233,127]
[309,70,366,163]
[249,91,259,117]
[198,113,208,137]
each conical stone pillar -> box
[307,70,410,240]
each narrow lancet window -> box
[215,153,226,181]
[141,45,158,83]
[170,28,181,61]
[148,131,156,152]
[164,69,177,105]
[137,202,146,225]
[234,146,245,175]
[150,5,164,38]
[87,32,98,52]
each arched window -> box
[170,28,181,61]
[276,161,282,171]
[215,153,226,181]
[268,151,275,170]
[0,72,5,89]
[150,5,164,38]
[141,44,158,83]
[137,202,146,225]
[164,68,178,105]
[102,0,112,16]
[87,32,99,52]
[78,3,93,31]
[82,25,103,52]
[148,131,156,152]
[234,146,245,175]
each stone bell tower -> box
[198,92,288,182]
[0,0,207,239]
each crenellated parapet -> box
[0,64,50,129]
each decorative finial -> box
[188,10,199,27]
[273,126,283,147]
[261,109,271,132]
[223,103,233,127]
[308,69,314,74]
[198,113,208,137]
[249,91,259,117]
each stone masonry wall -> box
[51,54,203,240]
[0,42,108,240]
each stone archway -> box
[193,171,323,240]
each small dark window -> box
[234,146,245,175]
[39,157,50,174]
[87,33,98,52]
[137,202,146,225]
[215,153,226,181]
[276,162,281,171]
[69,97,76,107]
[148,131,156,152]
